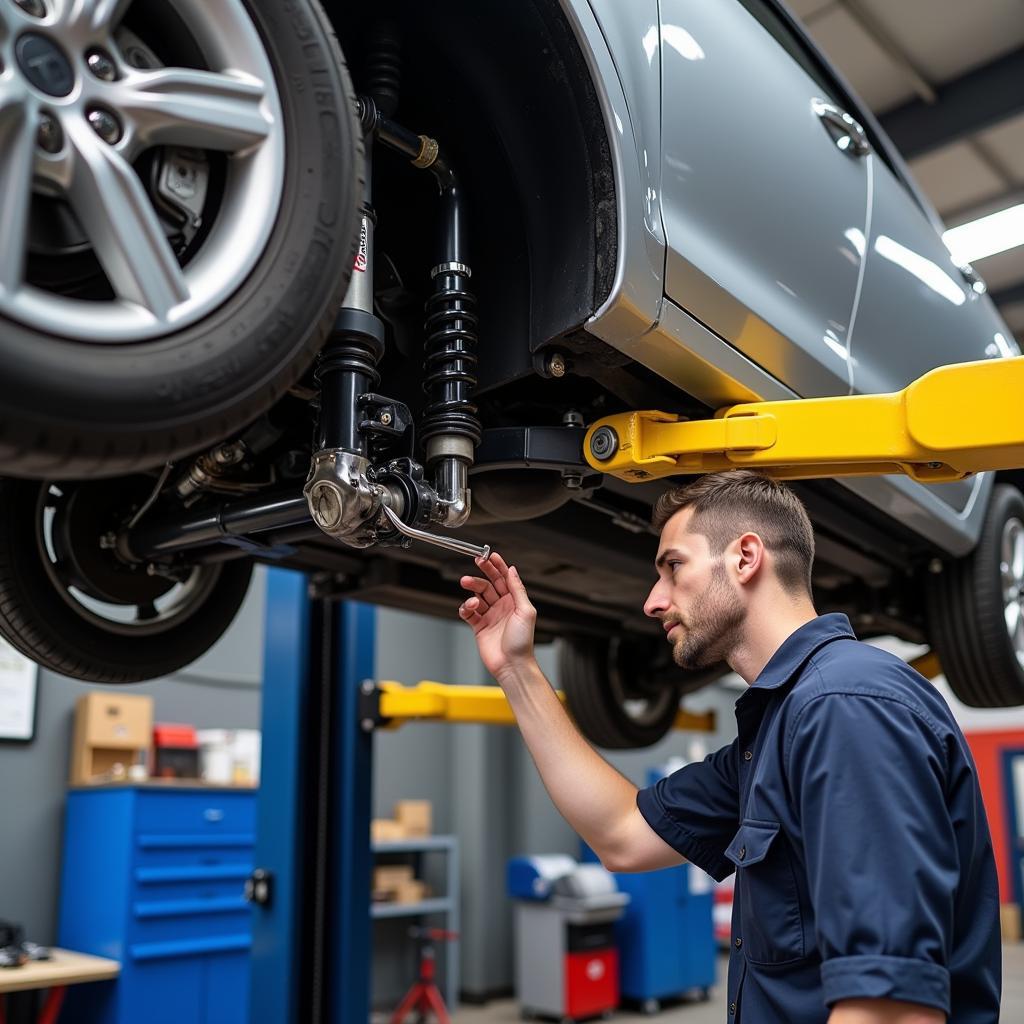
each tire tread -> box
[0,479,254,684]
[927,484,1024,707]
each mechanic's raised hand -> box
[459,552,537,681]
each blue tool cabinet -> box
[611,863,715,1010]
[581,842,715,1011]
[58,784,256,1024]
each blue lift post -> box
[249,567,376,1024]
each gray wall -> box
[0,567,740,1008]
[0,567,267,945]
[371,609,741,1003]
[512,645,740,864]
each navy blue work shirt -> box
[637,613,1001,1023]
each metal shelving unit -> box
[371,834,460,1005]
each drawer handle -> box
[204,808,225,823]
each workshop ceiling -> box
[788,0,1024,342]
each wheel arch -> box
[996,470,1024,499]
[337,0,621,389]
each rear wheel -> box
[927,483,1024,706]
[0,477,252,683]
[0,0,362,478]
[559,634,715,749]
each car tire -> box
[559,634,713,749]
[927,483,1024,707]
[0,0,362,479]
[0,478,253,683]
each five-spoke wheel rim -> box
[0,0,284,341]
[36,482,225,637]
[1002,517,1024,671]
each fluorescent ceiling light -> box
[943,203,1024,265]
[876,235,965,306]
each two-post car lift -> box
[245,356,1024,1023]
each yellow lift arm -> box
[582,356,1024,483]
[373,356,1023,730]
[376,681,717,733]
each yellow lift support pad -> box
[377,356,1024,730]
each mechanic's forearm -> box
[829,999,945,1024]
[496,658,638,861]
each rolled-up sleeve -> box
[786,689,956,1014]
[636,740,739,882]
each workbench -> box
[0,948,119,1024]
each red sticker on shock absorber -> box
[354,221,368,272]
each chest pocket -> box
[725,820,805,965]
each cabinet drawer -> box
[129,905,252,946]
[132,861,252,902]
[129,875,250,905]
[127,932,251,964]
[134,791,255,835]
[135,834,254,870]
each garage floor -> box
[451,944,1024,1022]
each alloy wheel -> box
[0,0,285,341]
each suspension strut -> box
[368,104,483,528]
[300,86,485,554]
[302,136,389,547]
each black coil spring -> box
[314,341,381,391]
[421,276,482,446]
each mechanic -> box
[458,469,1001,1024]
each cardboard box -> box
[371,819,407,843]
[1001,903,1021,943]
[393,879,429,905]
[70,692,153,785]
[374,865,415,892]
[80,692,152,748]
[394,800,432,837]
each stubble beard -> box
[671,562,745,671]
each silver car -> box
[0,0,1019,746]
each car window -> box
[736,0,931,218]
[736,0,841,104]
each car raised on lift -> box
[0,0,1020,747]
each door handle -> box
[957,262,987,295]
[812,99,871,157]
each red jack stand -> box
[390,927,459,1024]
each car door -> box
[847,144,1019,393]
[835,82,1018,515]
[659,0,870,399]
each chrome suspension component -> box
[301,67,486,558]
[379,504,490,560]
[302,140,388,548]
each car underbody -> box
[2,0,1022,745]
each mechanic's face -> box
[643,508,746,671]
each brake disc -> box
[27,27,209,267]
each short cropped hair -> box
[651,470,815,595]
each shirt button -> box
[743,750,753,761]
[738,846,746,860]
[734,937,743,948]
[730,1002,737,1015]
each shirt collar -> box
[740,613,856,698]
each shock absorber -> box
[368,107,483,528]
[303,89,487,555]
[422,258,481,528]
[302,139,387,547]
